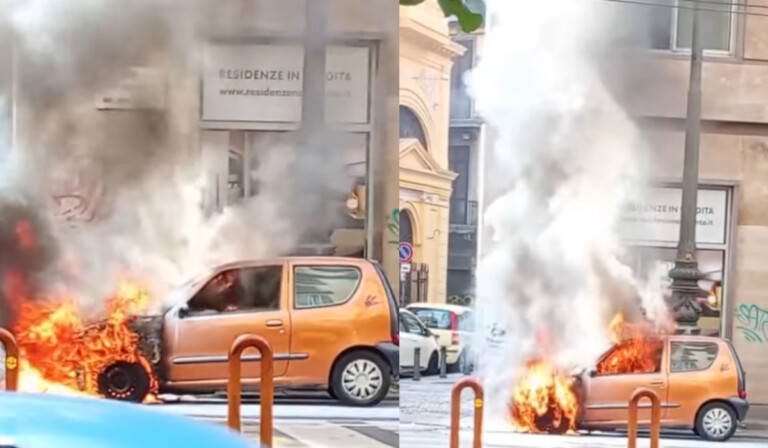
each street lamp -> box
[667,1,706,334]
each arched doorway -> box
[398,208,427,305]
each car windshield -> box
[163,273,209,311]
[408,308,453,330]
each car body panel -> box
[161,257,396,392]
[579,335,745,431]
[0,392,251,448]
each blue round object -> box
[0,392,253,448]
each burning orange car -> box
[575,334,748,442]
[11,257,400,407]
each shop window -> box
[670,341,718,373]
[622,0,733,53]
[293,266,361,309]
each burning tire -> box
[97,361,151,403]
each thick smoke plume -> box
[0,0,349,324]
[467,0,672,419]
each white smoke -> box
[467,0,669,419]
[0,0,350,317]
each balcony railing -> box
[450,199,478,226]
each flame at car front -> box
[6,220,159,402]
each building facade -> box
[476,4,768,402]
[399,2,463,305]
[616,5,768,403]
[445,17,485,307]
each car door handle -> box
[265,319,283,327]
[650,381,665,386]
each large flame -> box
[3,220,158,402]
[509,359,579,434]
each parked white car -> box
[399,309,441,375]
[406,303,475,373]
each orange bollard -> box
[450,378,484,448]
[227,334,274,447]
[627,387,661,448]
[0,328,19,391]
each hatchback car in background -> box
[399,309,441,376]
[406,303,474,373]
[106,257,399,407]
[575,335,748,442]
[0,392,252,448]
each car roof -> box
[214,256,373,272]
[0,392,252,448]
[406,303,473,314]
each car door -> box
[399,317,416,369]
[400,312,431,369]
[582,338,669,426]
[164,263,292,385]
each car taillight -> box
[392,332,399,346]
[450,313,460,345]
[739,389,746,399]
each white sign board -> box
[619,187,729,245]
[202,44,370,124]
[96,67,166,110]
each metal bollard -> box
[627,387,660,448]
[450,378,483,448]
[228,334,274,447]
[413,347,421,381]
[439,346,447,378]
[0,328,19,391]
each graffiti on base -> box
[387,208,399,246]
[735,303,768,343]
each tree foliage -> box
[399,0,483,33]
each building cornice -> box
[400,18,466,60]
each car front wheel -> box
[695,402,737,442]
[331,351,391,407]
[97,360,151,403]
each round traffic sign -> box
[399,242,413,263]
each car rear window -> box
[670,341,719,373]
[408,308,453,330]
[294,266,361,309]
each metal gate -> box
[400,263,429,306]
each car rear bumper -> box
[728,396,749,421]
[376,342,399,377]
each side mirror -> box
[178,307,190,318]
[588,369,597,378]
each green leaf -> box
[399,0,427,4]
[436,0,484,33]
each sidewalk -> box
[744,404,768,431]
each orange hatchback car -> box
[121,257,399,407]
[575,335,748,441]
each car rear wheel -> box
[695,402,737,442]
[97,360,151,403]
[331,351,390,407]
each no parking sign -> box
[398,242,413,264]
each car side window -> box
[294,265,361,309]
[595,339,665,376]
[401,314,423,335]
[670,342,719,373]
[186,265,282,315]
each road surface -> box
[153,393,399,447]
[400,373,768,447]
